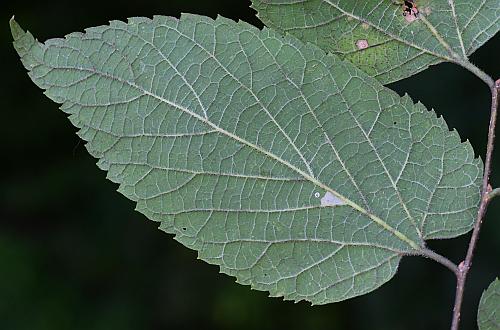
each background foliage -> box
[0,0,498,329]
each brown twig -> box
[450,78,500,330]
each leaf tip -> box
[10,16,38,61]
[9,16,24,40]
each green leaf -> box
[478,278,500,330]
[11,15,482,304]
[251,0,500,84]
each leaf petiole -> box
[457,59,496,89]
[418,248,459,276]
[486,187,500,201]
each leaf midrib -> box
[158,21,422,249]
[26,23,423,251]
[62,61,421,251]
[87,21,423,236]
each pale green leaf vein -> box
[253,30,372,210]
[448,0,467,57]
[321,0,456,61]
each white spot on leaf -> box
[321,192,345,207]
[356,39,369,50]
[404,14,418,23]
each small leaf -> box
[478,278,500,330]
[251,0,500,84]
[11,15,482,304]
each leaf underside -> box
[478,278,500,330]
[252,0,500,84]
[11,15,482,304]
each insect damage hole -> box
[401,0,419,22]
[320,192,345,207]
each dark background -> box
[0,1,498,329]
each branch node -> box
[458,261,466,273]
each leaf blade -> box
[478,278,500,330]
[251,0,500,83]
[11,15,482,304]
